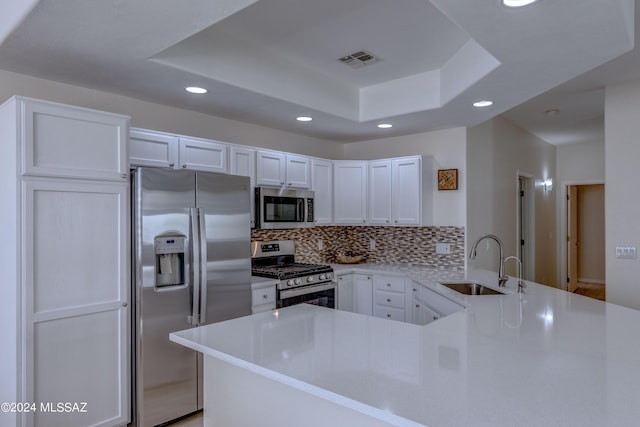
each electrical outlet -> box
[318,240,323,250]
[370,239,376,250]
[436,243,451,255]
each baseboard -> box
[578,278,605,285]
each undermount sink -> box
[438,281,504,296]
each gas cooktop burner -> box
[252,262,332,280]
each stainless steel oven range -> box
[251,240,335,309]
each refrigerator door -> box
[196,172,252,326]
[135,168,199,427]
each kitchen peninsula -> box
[170,267,640,427]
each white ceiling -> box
[0,0,635,144]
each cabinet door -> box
[24,178,129,427]
[179,137,228,173]
[285,154,310,189]
[333,161,367,225]
[412,301,440,325]
[392,157,421,225]
[21,98,129,181]
[352,274,373,316]
[130,128,179,169]
[336,274,354,312]
[230,146,256,227]
[311,159,333,224]
[368,160,392,225]
[256,150,285,187]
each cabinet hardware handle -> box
[415,304,420,308]
[395,220,398,223]
[433,315,438,320]
[386,298,391,302]
[121,173,127,179]
[169,163,175,167]
[288,182,292,186]
[281,181,284,185]
[387,314,391,318]
[122,302,128,307]
[386,283,391,287]
[386,220,389,223]
[263,294,268,299]
[182,164,187,168]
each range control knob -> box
[287,280,294,287]
[294,278,302,285]
[307,276,314,283]
[318,274,325,280]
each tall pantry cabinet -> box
[0,96,130,427]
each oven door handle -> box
[279,282,336,299]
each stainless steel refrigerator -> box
[132,167,252,427]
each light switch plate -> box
[369,239,376,250]
[436,243,451,255]
[615,246,637,259]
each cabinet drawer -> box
[374,290,405,309]
[374,275,405,293]
[374,306,405,322]
[252,286,276,306]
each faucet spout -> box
[504,255,526,293]
[469,234,509,287]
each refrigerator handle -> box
[197,207,208,325]
[189,207,201,325]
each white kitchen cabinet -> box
[0,96,130,427]
[409,281,464,325]
[130,128,179,169]
[337,274,372,315]
[333,161,368,225]
[392,156,421,225]
[251,279,277,314]
[373,275,406,322]
[368,160,393,225]
[130,128,229,173]
[230,146,256,227]
[412,300,441,325]
[21,97,129,182]
[311,158,333,224]
[256,150,311,189]
[178,136,228,173]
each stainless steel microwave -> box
[254,187,314,229]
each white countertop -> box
[171,266,640,427]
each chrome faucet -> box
[504,255,526,293]
[469,234,509,287]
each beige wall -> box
[342,128,467,227]
[467,116,557,286]
[605,79,640,310]
[0,70,343,159]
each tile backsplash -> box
[251,226,465,269]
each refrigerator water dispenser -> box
[154,235,186,287]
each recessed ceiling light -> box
[544,109,560,116]
[185,86,207,94]
[502,0,538,7]
[377,123,393,129]
[473,100,493,108]
[296,116,313,122]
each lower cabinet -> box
[337,274,372,315]
[409,281,464,325]
[251,279,277,314]
[412,300,441,325]
[373,275,406,322]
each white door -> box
[368,160,392,225]
[23,178,129,427]
[179,137,228,173]
[392,157,421,225]
[256,150,285,187]
[352,274,373,315]
[130,128,179,169]
[285,154,310,189]
[311,159,333,224]
[333,161,367,225]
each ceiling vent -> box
[338,50,383,69]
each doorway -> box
[517,174,535,281]
[566,184,605,300]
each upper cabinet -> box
[130,128,228,173]
[229,146,256,228]
[22,98,129,181]
[311,159,333,224]
[392,156,423,226]
[130,128,179,169]
[333,161,368,225]
[256,150,310,189]
[368,160,393,225]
